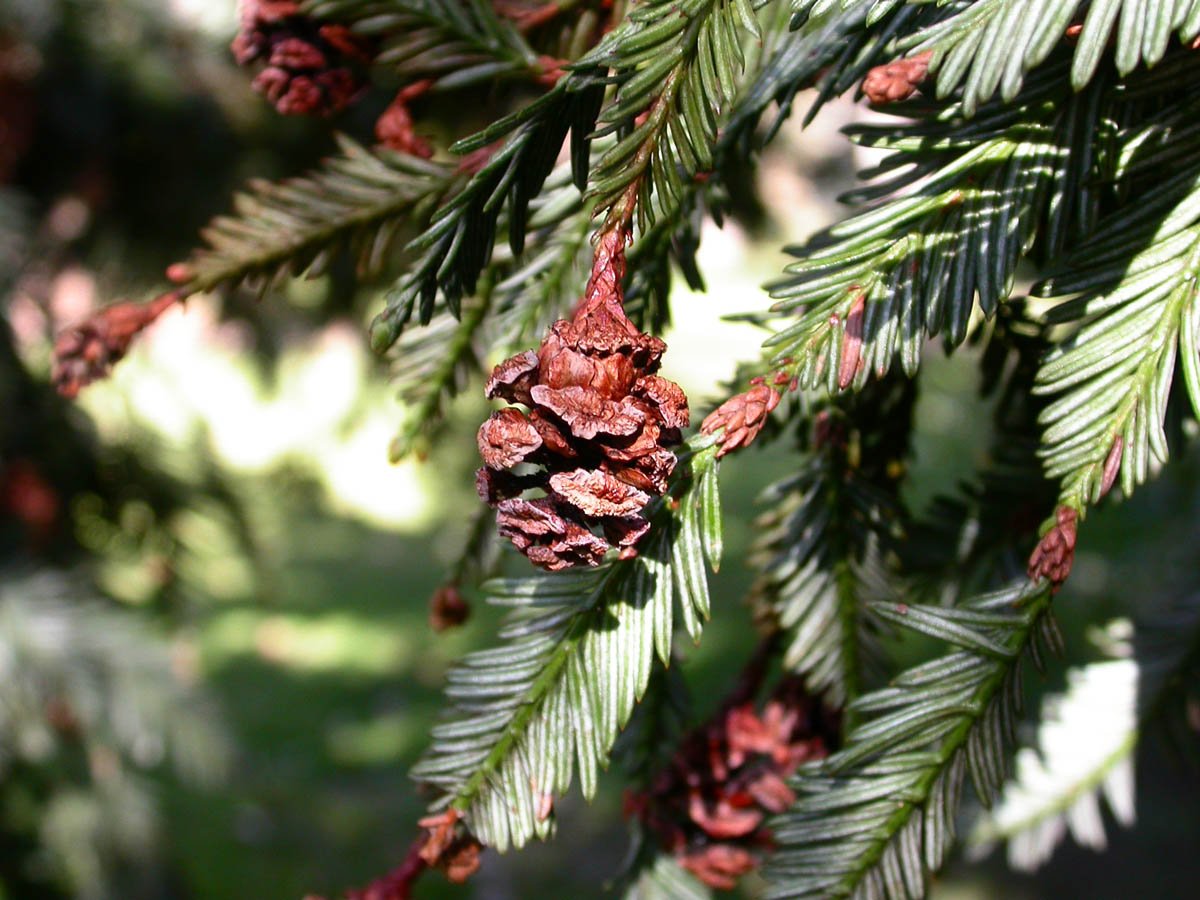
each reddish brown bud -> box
[700,384,781,458]
[413,809,482,885]
[838,293,866,390]
[1027,506,1078,590]
[318,24,373,63]
[635,375,690,431]
[441,841,481,883]
[549,468,651,517]
[744,770,795,814]
[1,460,60,545]
[862,50,932,105]
[484,349,539,404]
[270,36,326,69]
[1100,436,1123,497]
[375,83,435,158]
[495,498,609,570]
[626,670,833,892]
[416,810,461,866]
[165,262,193,284]
[52,293,179,398]
[429,583,470,632]
[687,789,763,839]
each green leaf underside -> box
[968,656,1138,871]
[411,441,722,851]
[764,65,1108,393]
[971,594,1200,871]
[1035,160,1200,513]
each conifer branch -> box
[305,0,544,87]
[412,439,723,850]
[171,137,454,299]
[766,579,1060,900]
[369,80,606,347]
[762,67,1106,393]
[1034,166,1200,513]
[750,378,914,711]
[970,592,1200,871]
[581,0,763,231]
[793,1,1200,114]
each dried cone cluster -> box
[233,0,372,116]
[477,229,688,570]
[626,677,833,889]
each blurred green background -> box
[1,3,1197,899]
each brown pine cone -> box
[477,233,688,570]
[234,1,372,117]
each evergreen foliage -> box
[56,0,1200,895]
[411,439,722,850]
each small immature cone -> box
[700,383,781,458]
[416,810,482,884]
[52,293,179,398]
[862,50,932,104]
[477,228,688,570]
[1027,505,1078,590]
[429,583,470,632]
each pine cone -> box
[626,675,833,890]
[234,1,372,117]
[477,234,688,570]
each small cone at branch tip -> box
[429,583,470,632]
[701,384,781,458]
[52,292,181,398]
[476,227,688,569]
[1027,506,1078,590]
